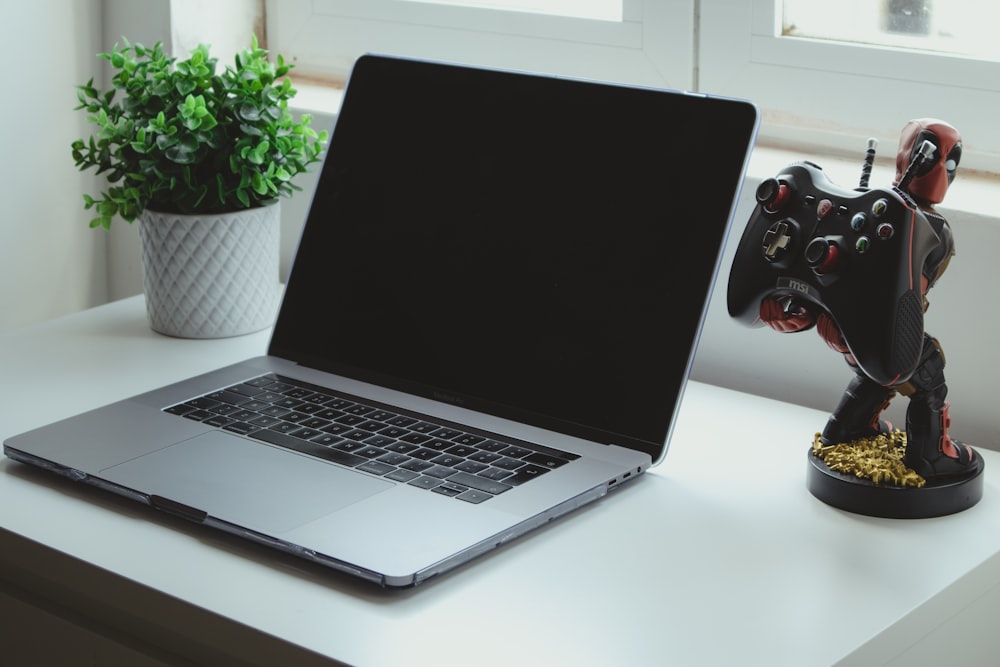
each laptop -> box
[5,55,757,588]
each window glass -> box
[782,0,1000,61]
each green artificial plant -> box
[71,36,327,229]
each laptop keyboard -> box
[163,374,578,504]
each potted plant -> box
[71,36,327,338]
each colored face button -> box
[817,199,834,219]
[871,198,889,218]
[851,213,867,231]
[856,236,871,253]
[876,222,894,240]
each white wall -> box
[0,0,107,332]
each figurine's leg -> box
[820,371,895,445]
[899,334,976,478]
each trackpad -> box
[101,432,392,534]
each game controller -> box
[727,161,940,386]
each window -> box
[264,0,1000,174]
[783,0,1000,61]
[263,0,695,91]
[698,1,1000,173]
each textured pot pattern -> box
[138,204,281,338]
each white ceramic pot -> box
[138,203,281,338]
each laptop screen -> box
[271,55,757,458]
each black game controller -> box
[727,161,940,386]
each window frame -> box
[264,0,696,91]
[698,0,1000,173]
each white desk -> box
[3,296,1000,666]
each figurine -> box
[727,118,984,517]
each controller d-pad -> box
[762,221,793,261]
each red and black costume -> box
[759,119,975,479]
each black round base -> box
[806,449,985,519]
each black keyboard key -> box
[244,375,278,388]
[236,400,270,413]
[498,445,532,459]
[210,390,254,406]
[251,429,366,466]
[492,457,526,471]
[468,451,501,464]
[400,432,432,445]
[182,409,216,421]
[185,397,222,410]
[322,422,356,435]
[354,446,388,459]
[429,427,463,439]
[324,397,355,410]
[283,388,314,399]
[357,460,397,476]
[224,421,259,435]
[165,404,197,417]
[430,454,463,467]
[400,459,434,473]
[422,438,453,451]
[387,415,418,427]
[384,441,419,454]
[445,472,512,495]
[432,483,467,498]
[335,414,368,426]
[478,467,514,481]
[376,452,411,466]
[452,434,484,446]
[289,427,323,440]
[456,489,492,504]
[378,426,410,439]
[408,476,441,490]
[523,452,571,469]
[424,465,458,479]
[454,460,488,474]
[409,421,439,434]
[342,429,376,442]
[385,469,421,483]
[203,415,234,428]
[364,435,397,448]
[367,410,398,421]
[476,440,508,452]
[504,464,550,485]
[226,384,266,397]
[444,444,478,458]
[310,433,343,447]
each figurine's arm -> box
[759,296,816,333]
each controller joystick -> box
[756,178,791,213]
[727,161,940,386]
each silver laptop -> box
[4,55,757,588]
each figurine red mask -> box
[894,118,962,206]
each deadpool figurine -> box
[758,118,976,480]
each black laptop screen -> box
[270,55,757,458]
